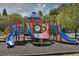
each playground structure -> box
[5,12,79,48]
[6,17,52,47]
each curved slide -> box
[6,32,16,46]
[59,31,79,44]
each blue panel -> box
[27,25,33,36]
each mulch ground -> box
[0,41,79,56]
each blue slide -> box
[6,32,16,46]
[59,31,79,44]
[6,24,18,46]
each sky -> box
[0,3,62,16]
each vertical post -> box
[24,18,28,41]
[47,20,50,41]
[24,19,25,41]
[56,20,58,33]
[49,19,51,41]
[16,18,20,42]
[56,20,58,41]
[30,18,34,40]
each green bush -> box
[0,24,4,32]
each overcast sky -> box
[0,3,62,16]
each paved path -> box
[0,42,79,56]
